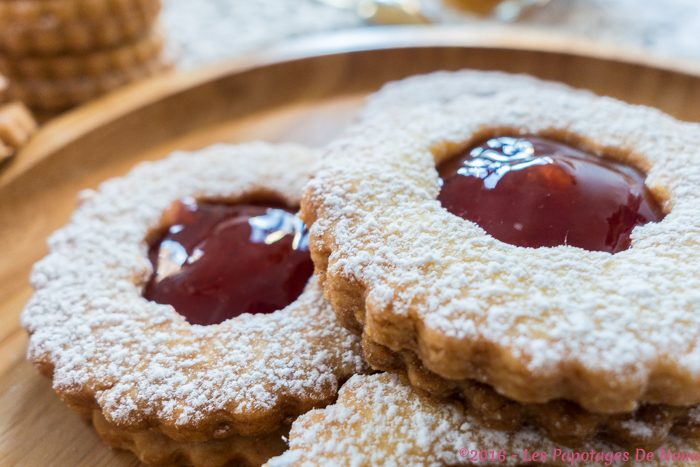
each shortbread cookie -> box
[8,55,170,113]
[0,0,160,56]
[0,28,164,80]
[265,373,700,467]
[22,142,370,453]
[363,337,698,449]
[301,70,700,438]
[0,101,38,163]
[93,411,289,467]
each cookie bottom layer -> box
[362,335,700,450]
[266,373,700,467]
[93,410,289,467]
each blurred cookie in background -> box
[0,100,38,165]
[0,0,162,55]
[0,27,166,81]
[2,28,170,117]
[0,0,171,119]
[0,72,7,103]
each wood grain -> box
[3,25,700,466]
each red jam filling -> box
[437,136,665,253]
[143,199,314,325]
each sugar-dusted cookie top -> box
[301,70,700,413]
[22,142,370,442]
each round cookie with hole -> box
[22,142,370,466]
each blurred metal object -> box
[314,0,431,25]
[494,0,551,22]
[315,0,358,8]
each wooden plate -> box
[3,25,700,467]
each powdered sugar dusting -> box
[617,418,666,443]
[266,373,700,467]
[303,70,700,412]
[360,70,579,121]
[689,407,700,425]
[22,142,369,441]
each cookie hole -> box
[143,196,314,326]
[434,131,666,253]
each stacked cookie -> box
[0,0,169,117]
[0,72,38,164]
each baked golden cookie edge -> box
[361,334,699,450]
[93,410,289,467]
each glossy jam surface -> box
[437,136,665,253]
[143,199,314,325]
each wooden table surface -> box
[3,25,700,466]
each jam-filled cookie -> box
[22,142,370,466]
[301,70,700,448]
[265,373,700,467]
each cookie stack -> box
[268,70,700,465]
[21,70,700,467]
[0,0,169,118]
[0,72,38,164]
